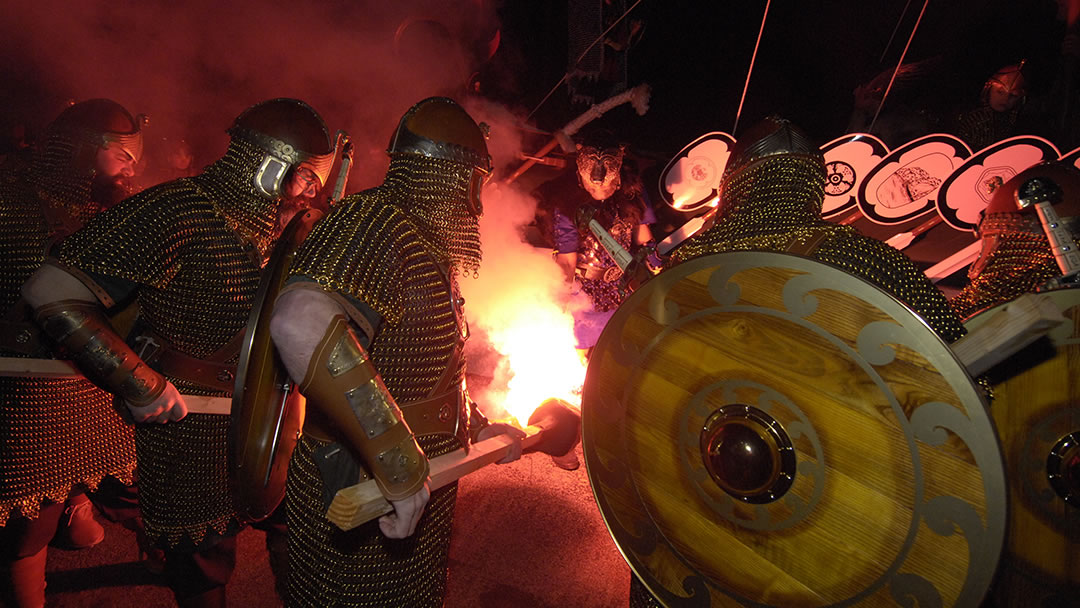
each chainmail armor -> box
[27,130,102,227]
[0,152,133,526]
[56,137,280,548]
[574,198,637,312]
[285,154,479,605]
[950,213,1064,320]
[671,155,965,342]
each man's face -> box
[277,166,322,232]
[986,72,1026,112]
[92,142,136,207]
[576,145,623,201]
[284,166,320,202]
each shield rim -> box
[582,250,1007,607]
[230,207,323,522]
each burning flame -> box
[482,294,586,424]
[460,181,588,425]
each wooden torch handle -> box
[326,420,551,531]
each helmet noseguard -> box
[228,98,334,199]
[387,97,492,215]
[723,116,822,184]
[48,98,145,168]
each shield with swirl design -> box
[964,287,1080,606]
[582,251,1006,607]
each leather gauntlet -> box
[300,315,428,501]
[34,299,167,407]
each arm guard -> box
[34,299,167,407]
[300,315,428,501]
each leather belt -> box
[149,346,237,393]
[135,328,243,394]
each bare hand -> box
[379,481,431,538]
[126,381,188,424]
[477,422,528,464]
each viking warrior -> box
[951,161,1080,319]
[671,115,964,340]
[0,98,142,608]
[269,96,524,608]
[543,129,658,350]
[655,116,966,608]
[953,63,1030,151]
[22,98,334,608]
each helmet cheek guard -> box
[253,156,291,198]
[467,166,491,216]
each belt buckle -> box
[134,335,162,361]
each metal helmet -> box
[972,161,1080,279]
[227,98,334,199]
[387,96,492,215]
[44,98,145,171]
[723,116,823,184]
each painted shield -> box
[820,133,888,219]
[964,287,1080,605]
[1062,145,1080,171]
[582,251,1006,607]
[230,208,323,522]
[936,136,1060,232]
[858,134,971,225]
[658,132,736,214]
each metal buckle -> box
[133,335,161,360]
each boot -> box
[551,448,581,471]
[136,525,166,575]
[2,546,47,608]
[177,586,226,608]
[50,493,105,550]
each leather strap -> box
[137,327,245,393]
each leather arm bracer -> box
[300,315,428,502]
[34,299,167,407]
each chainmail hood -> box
[384,153,482,278]
[194,137,282,260]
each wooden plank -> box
[954,292,1066,377]
[0,357,231,414]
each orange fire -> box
[461,182,588,425]
[481,295,586,424]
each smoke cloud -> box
[0,0,503,187]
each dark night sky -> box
[0,0,1070,187]
[488,0,1067,161]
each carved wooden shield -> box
[964,287,1080,603]
[231,208,323,522]
[582,251,1006,607]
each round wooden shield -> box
[230,208,323,522]
[964,287,1080,604]
[582,251,1006,607]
